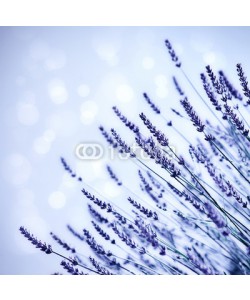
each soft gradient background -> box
[1,27,250,274]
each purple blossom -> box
[143,93,160,114]
[106,165,122,186]
[111,222,137,249]
[236,63,250,105]
[173,76,184,96]
[204,202,228,232]
[67,225,85,241]
[206,65,223,94]
[99,126,119,149]
[50,232,76,253]
[180,97,205,132]
[89,257,113,275]
[82,188,126,224]
[139,112,169,146]
[112,106,140,133]
[135,217,158,248]
[136,136,181,177]
[88,205,109,224]
[111,129,136,157]
[189,145,208,164]
[19,226,53,254]
[60,260,86,275]
[83,229,112,257]
[128,197,159,220]
[224,103,249,137]
[201,73,221,111]
[60,157,82,181]
[92,221,111,241]
[165,39,182,67]
[186,248,214,275]
[219,70,243,101]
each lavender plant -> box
[20,39,250,275]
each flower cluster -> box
[111,129,136,157]
[20,37,250,275]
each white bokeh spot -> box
[48,79,68,104]
[103,181,121,198]
[45,49,66,71]
[3,154,32,186]
[203,52,216,64]
[155,74,168,87]
[80,100,98,124]
[43,129,56,143]
[48,191,66,209]
[116,84,134,103]
[33,137,51,155]
[142,56,155,69]
[77,84,90,98]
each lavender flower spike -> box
[204,202,229,235]
[19,226,53,254]
[111,128,136,157]
[106,165,122,186]
[218,70,243,101]
[173,76,184,96]
[112,106,140,133]
[180,97,205,132]
[61,260,86,275]
[143,93,160,114]
[236,63,250,105]
[139,112,169,146]
[165,39,182,68]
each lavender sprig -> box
[67,225,85,241]
[139,113,169,146]
[128,197,159,220]
[112,106,140,133]
[206,65,223,94]
[19,226,53,254]
[236,63,250,105]
[224,103,249,137]
[173,76,184,96]
[201,74,221,111]
[106,165,122,186]
[111,222,137,249]
[82,188,127,224]
[165,39,182,68]
[50,232,76,253]
[143,93,160,114]
[89,257,113,275]
[219,70,243,101]
[99,126,119,149]
[88,204,109,224]
[91,221,111,241]
[136,136,181,178]
[204,202,229,233]
[111,129,136,157]
[60,260,86,275]
[180,97,205,132]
